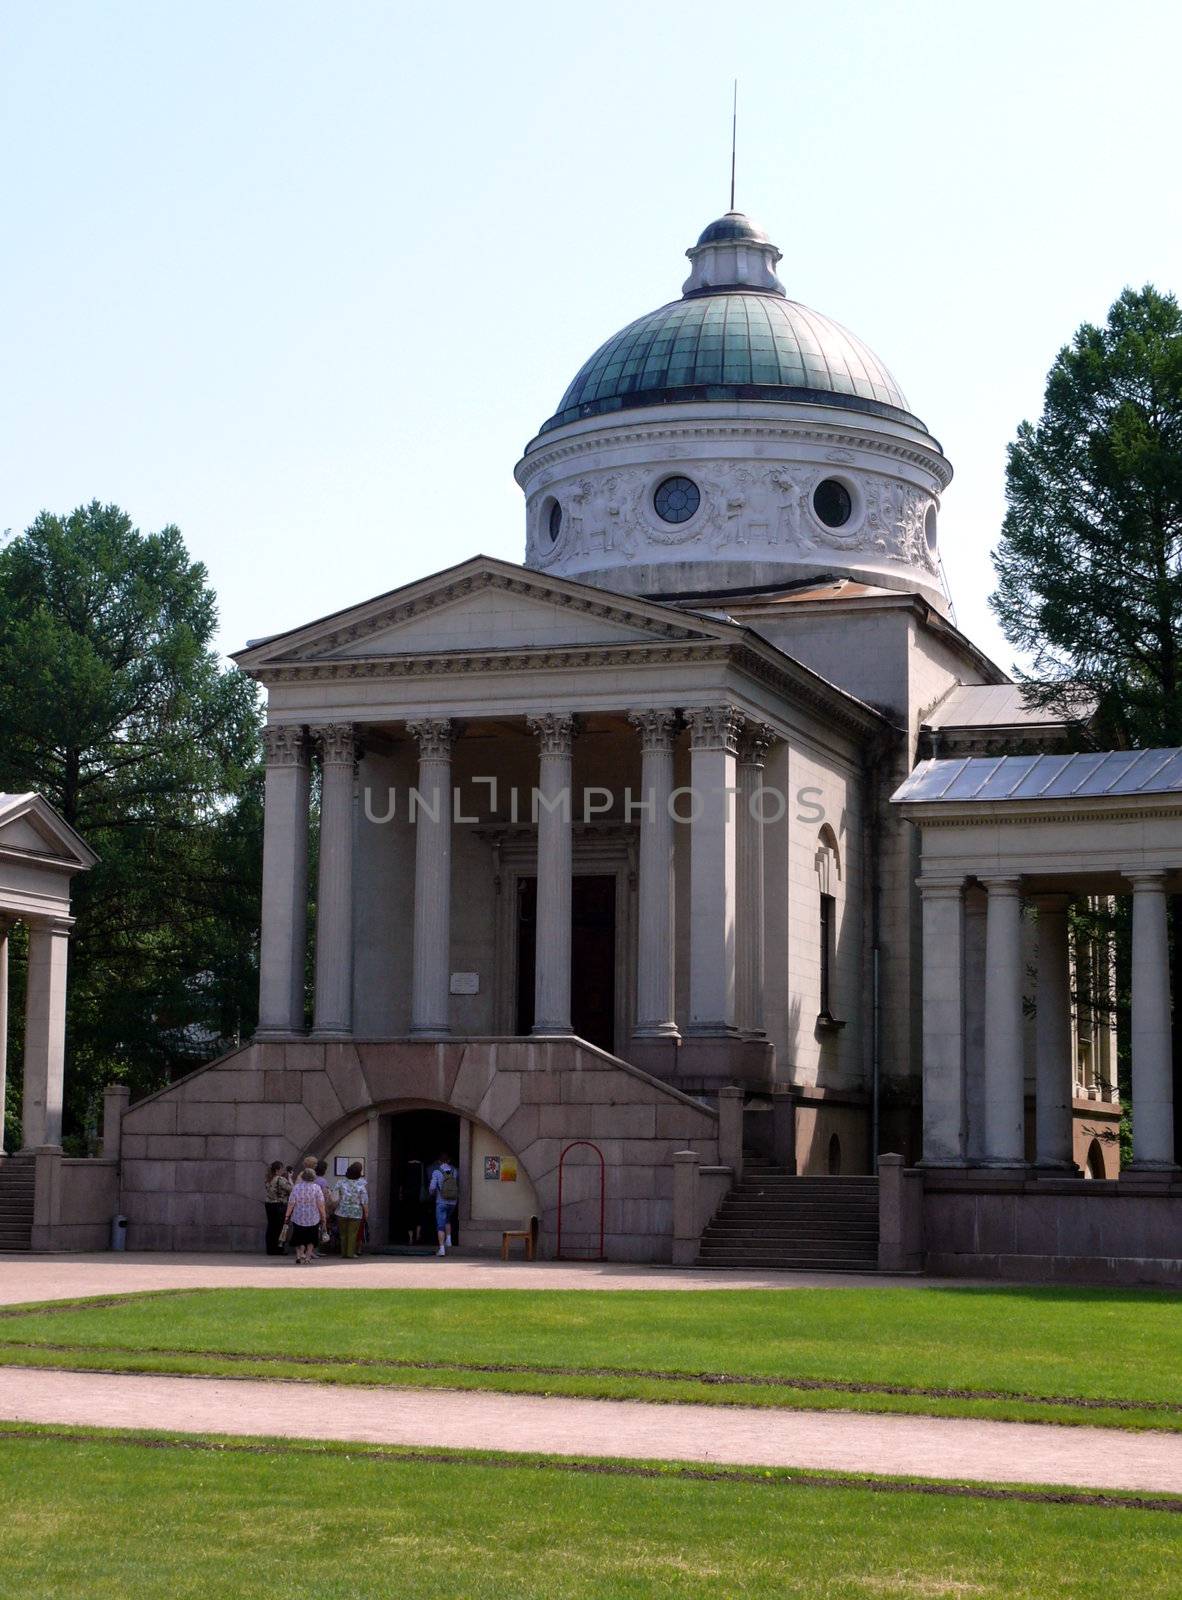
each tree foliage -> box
[0,502,262,1140]
[991,285,1182,746]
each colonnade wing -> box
[892,751,1182,1176]
[0,792,98,1156]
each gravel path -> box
[0,1251,943,1306]
[3,1366,1180,1494]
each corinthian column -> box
[21,916,72,1149]
[527,712,575,1034]
[312,723,357,1038]
[628,709,679,1040]
[256,725,311,1037]
[736,721,775,1037]
[1127,871,1176,1171]
[685,704,742,1036]
[407,718,455,1039]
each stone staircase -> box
[697,1159,880,1272]
[0,1157,35,1251]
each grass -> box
[0,1423,1178,1599]
[0,1284,1179,1429]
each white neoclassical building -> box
[104,210,1178,1277]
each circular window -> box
[653,475,701,525]
[547,500,563,543]
[813,479,853,528]
[924,503,938,553]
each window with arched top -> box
[1085,1138,1107,1180]
[816,827,843,1026]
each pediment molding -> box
[258,567,718,667]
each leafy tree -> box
[991,285,1182,746]
[991,287,1182,1160]
[0,502,262,1142]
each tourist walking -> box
[283,1166,327,1265]
[332,1161,369,1258]
[263,1161,291,1255]
[429,1153,459,1256]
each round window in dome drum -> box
[547,500,563,543]
[653,475,701,525]
[813,478,853,528]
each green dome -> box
[541,291,916,435]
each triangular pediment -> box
[0,794,98,871]
[234,556,732,670]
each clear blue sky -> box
[3,0,1179,671]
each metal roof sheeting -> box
[892,750,1182,805]
[928,683,1095,729]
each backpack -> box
[439,1166,459,1203]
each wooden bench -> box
[501,1214,539,1261]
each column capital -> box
[685,703,743,753]
[1126,869,1169,891]
[527,711,576,757]
[978,874,1023,895]
[916,875,965,898]
[311,722,359,767]
[26,915,74,937]
[627,707,679,753]
[736,719,777,766]
[406,718,455,761]
[261,724,309,767]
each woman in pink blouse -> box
[283,1166,327,1265]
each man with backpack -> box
[429,1153,460,1257]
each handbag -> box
[278,1222,291,1245]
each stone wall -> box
[119,1037,720,1261]
[919,1170,1182,1288]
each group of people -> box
[263,1151,461,1261]
[263,1157,369,1264]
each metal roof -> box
[928,683,1095,729]
[892,750,1182,806]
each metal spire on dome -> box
[730,79,737,212]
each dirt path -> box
[3,1366,1181,1494]
[0,1251,945,1306]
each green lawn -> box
[0,1425,1177,1599]
[1,1285,1179,1429]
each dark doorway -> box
[515,874,617,1054]
[388,1108,460,1249]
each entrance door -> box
[515,874,617,1053]
[388,1108,460,1249]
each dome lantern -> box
[682,211,786,298]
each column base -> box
[309,1028,353,1042]
[531,1024,574,1037]
[670,1035,775,1094]
[632,1023,681,1040]
[254,1027,307,1042]
[409,1027,451,1041]
[1033,1161,1081,1178]
[917,1157,970,1171]
[1123,1163,1180,1183]
[975,1160,1032,1175]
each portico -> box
[238,557,881,1097]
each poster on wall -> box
[333,1157,352,1176]
[483,1156,501,1181]
[500,1158,517,1182]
